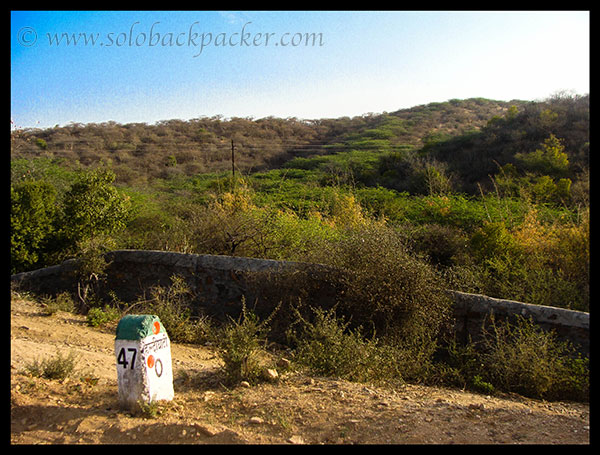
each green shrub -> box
[432,336,482,389]
[468,208,589,310]
[86,305,121,327]
[289,305,438,385]
[11,180,57,273]
[213,300,276,385]
[289,307,381,382]
[137,275,208,344]
[470,221,519,261]
[409,223,469,267]
[61,168,131,246]
[289,223,453,384]
[25,351,79,380]
[434,318,588,401]
[307,224,452,342]
[35,138,48,150]
[472,375,495,395]
[40,292,77,316]
[515,134,570,178]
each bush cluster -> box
[438,315,589,401]
[11,166,131,274]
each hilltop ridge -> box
[11,95,588,194]
[10,98,521,180]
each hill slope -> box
[10,98,520,183]
[12,95,588,196]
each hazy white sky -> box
[11,10,589,128]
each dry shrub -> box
[310,224,452,342]
[480,315,589,401]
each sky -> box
[11,10,590,129]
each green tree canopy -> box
[11,181,57,273]
[60,168,131,245]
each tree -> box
[423,162,453,196]
[60,168,131,246]
[11,181,57,273]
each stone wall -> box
[11,249,589,355]
[10,250,336,322]
[448,290,589,355]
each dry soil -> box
[10,295,590,445]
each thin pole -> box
[231,139,235,179]
[231,139,236,190]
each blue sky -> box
[11,10,589,129]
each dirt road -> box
[11,295,590,444]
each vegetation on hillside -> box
[11,94,589,310]
[11,94,589,401]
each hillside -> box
[11,95,589,194]
[11,95,590,312]
[11,98,519,183]
[11,294,590,444]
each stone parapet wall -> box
[11,249,589,355]
[449,290,589,355]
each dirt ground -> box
[11,295,590,445]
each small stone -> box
[239,381,251,388]
[264,368,278,381]
[288,435,305,444]
[195,423,221,437]
[248,416,264,424]
[203,391,216,401]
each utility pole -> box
[231,139,236,190]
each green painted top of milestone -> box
[115,314,166,340]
